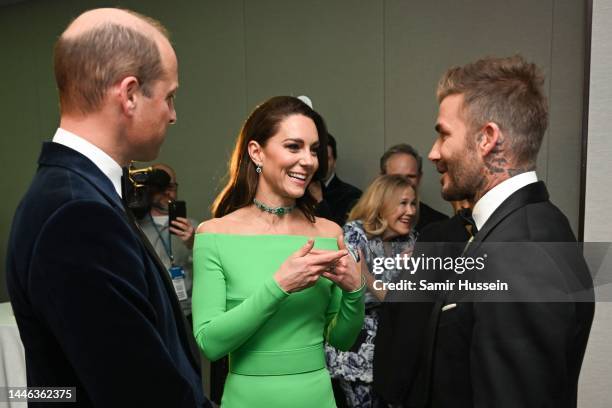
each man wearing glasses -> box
[139,163,196,323]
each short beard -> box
[441,150,482,202]
[442,184,477,202]
[151,201,169,213]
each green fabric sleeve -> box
[324,284,365,351]
[192,234,289,361]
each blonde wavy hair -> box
[347,174,418,238]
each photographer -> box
[138,163,196,323]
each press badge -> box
[169,266,188,301]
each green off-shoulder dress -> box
[192,234,365,407]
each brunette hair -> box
[437,55,548,168]
[211,96,329,222]
[347,174,417,237]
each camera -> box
[125,166,171,219]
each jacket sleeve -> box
[30,200,204,407]
[192,234,289,361]
[469,243,593,408]
[322,223,365,350]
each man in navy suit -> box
[416,55,594,408]
[6,8,211,407]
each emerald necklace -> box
[253,198,296,216]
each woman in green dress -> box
[193,96,365,407]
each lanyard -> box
[150,213,174,264]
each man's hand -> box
[169,217,195,249]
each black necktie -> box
[457,208,478,236]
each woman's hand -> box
[274,239,349,293]
[321,236,364,292]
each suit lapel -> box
[445,182,549,293]
[39,142,202,371]
[39,142,124,210]
[122,207,202,371]
[421,181,550,407]
[467,181,549,254]
[434,182,550,300]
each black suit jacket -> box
[423,181,594,408]
[322,175,362,226]
[374,215,471,405]
[6,142,210,407]
[416,202,449,233]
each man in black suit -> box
[374,205,472,407]
[419,55,594,407]
[380,143,449,232]
[311,134,362,226]
[6,8,211,407]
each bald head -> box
[64,9,163,37]
[54,8,174,114]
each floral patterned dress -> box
[326,220,416,407]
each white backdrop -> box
[579,0,612,406]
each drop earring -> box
[256,164,262,174]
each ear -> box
[247,140,264,166]
[118,76,140,117]
[478,122,502,157]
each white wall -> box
[579,0,612,406]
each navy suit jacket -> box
[6,142,210,407]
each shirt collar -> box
[324,172,336,188]
[152,215,169,227]
[472,171,538,231]
[52,128,123,198]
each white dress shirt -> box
[52,128,124,198]
[472,171,538,231]
[324,172,336,188]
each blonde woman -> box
[326,174,418,408]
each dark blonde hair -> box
[437,55,548,168]
[211,96,329,222]
[54,11,169,114]
[347,174,417,237]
